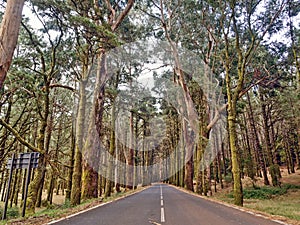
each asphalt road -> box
[49,184,283,225]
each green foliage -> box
[282,183,300,189]
[0,207,20,219]
[244,186,286,199]
[62,199,71,209]
[228,184,300,200]
[224,173,233,183]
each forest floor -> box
[211,167,300,225]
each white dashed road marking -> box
[160,185,165,223]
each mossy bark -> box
[82,52,108,200]
[260,90,281,186]
[70,79,86,206]
[224,57,244,206]
[246,93,269,185]
[27,81,50,214]
[104,104,116,197]
[65,125,75,202]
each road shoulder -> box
[166,184,295,225]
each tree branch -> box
[0,119,44,154]
[112,0,135,31]
[49,83,77,93]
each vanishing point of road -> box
[48,184,284,225]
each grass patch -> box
[0,206,20,225]
[245,190,300,221]
[33,196,106,219]
[215,183,300,222]
[224,173,233,183]
[0,207,20,219]
[227,184,300,200]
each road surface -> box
[49,184,283,225]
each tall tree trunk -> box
[37,108,54,207]
[82,53,107,200]
[115,142,121,193]
[10,170,17,208]
[224,56,243,206]
[13,169,22,207]
[26,82,50,214]
[227,106,243,206]
[183,119,194,191]
[71,79,87,206]
[288,97,300,169]
[259,91,280,186]
[104,103,116,197]
[0,0,25,89]
[126,112,134,190]
[66,124,75,202]
[47,174,55,204]
[247,92,270,185]
[242,113,255,180]
[217,152,223,189]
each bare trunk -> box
[66,124,75,202]
[126,112,134,190]
[0,0,25,89]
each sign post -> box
[21,153,33,217]
[2,153,15,220]
[2,152,40,220]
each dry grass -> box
[244,190,300,222]
[212,167,300,225]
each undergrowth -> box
[227,183,300,199]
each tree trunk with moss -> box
[224,21,244,205]
[65,124,75,202]
[259,90,280,186]
[26,81,50,214]
[104,102,116,197]
[194,87,209,194]
[70,79,87,206]
[247,92,269,185]
[223,36,244,205]
[242,113,255,180]
[82,53,106,200]
[181,112,195,192]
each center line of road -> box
[161,207,165,223]
[160,185,165,223]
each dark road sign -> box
[6,152,40,169]
[2,152,40,220]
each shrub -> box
[0,207,20,219]
[224,173,233,183]
[243,186,287,199]
[227,184,300,200]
